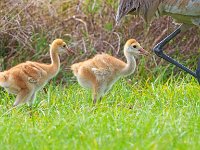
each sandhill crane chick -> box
[71,39,148,104]
[0,39,68,106]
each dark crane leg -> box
[197,58,200,84]
[153,25,200,84]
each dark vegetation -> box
[0,0,200,83]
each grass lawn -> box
[0,76,200,150]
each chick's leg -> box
[26,92,36,106]
[92,86,100,104]
[13,89,34,106]
[92,89,98,104]
[92,84,104,104]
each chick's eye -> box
[63,45,66,48]
[132,45,137,48]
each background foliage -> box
[0,0,199,84]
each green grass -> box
[0,76,200,150]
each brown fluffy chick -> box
[0,39,67,106]
[71,39,148,104]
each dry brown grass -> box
[0,0,199,78]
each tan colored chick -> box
[0,39,67,106]
[71,39,148,104]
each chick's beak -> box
[63,44,69,51]
[138,48,149,56]
[65,45,75,55]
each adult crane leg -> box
[153,25,200,84]
[196,58,200,84]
